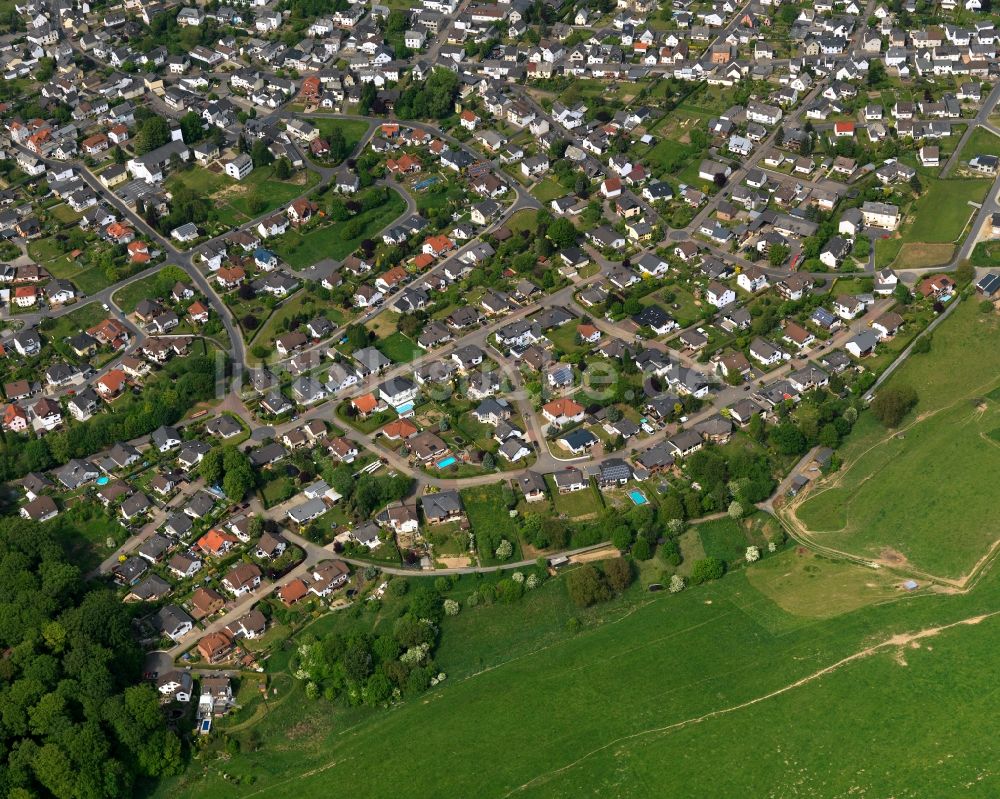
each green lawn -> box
[530,177,569,203]
[546,320,584,354]
[40,302,110,344]
[313,119,370,162]
[252,289,343,348]
[546,476,605,518]
[461,484,522,564]
[112,266,189,313]
[26,236,65,262]
[902,178,990,244]
[793,299,1000,581]
[874,236,903,268]
[506,208,541,236]
[166,168,233,197]
[152,546,1000,799]
[695,514,773,567]
[376,331,419,363]
[272,189,406,269]
[958,125,1000,161]
[227,167,320,219]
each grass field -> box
[152,544,1000,799]
[959,125,1000,161]
[460,484,523,563]
[546,477,605,518]
[793,398,1000,580]
[42,302,109,345]
[272,189,406,268]
[313,119,370,163]
[874,235,903,268]
[902,178,989,244]
[695,513,777,566]
[252,289,343,348]
[376,331,419,363]
[792,299,1000,581]
[893,241,955,268]
[170,166,319,225]
[530,177,569,203]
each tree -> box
[133,115,171,155]
[565,564,610,607]
[728,500,745,519]
[495,539,513,560]
[668,574,685,593]
[603,557,633,592]
[443,598,460,616]
[689,557,725,585]
[251,138,274,168]
[547,217,578,248]
[745,546,761,563]
[909,172,923,195]
[199,446,225,486]
[274,157,292,179]
[768,243,790,267]
[955,260,975,286]
[221,447,255,501]
[769,423,806,455]
[870,384,918,427]
[179,111,204,144]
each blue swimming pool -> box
[939,292,953,303]
[396,402,415,414]
[96,476,110,486]
[628,490,648,505]
[437,456,457,469]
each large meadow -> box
[792,298,1000,582]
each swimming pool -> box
[628,490,648,505]
[939,292,953,303]
[96,476,110,486]
[396,402,415,414]
[437,456,457,469]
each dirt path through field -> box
[502,611,1000,797]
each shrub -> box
[565,564,610,607]
[870,384,918,428]
[602,557,634,593]
[689,557,725,585]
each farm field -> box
[792,299,1000,582]
[152,545,1000,799]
